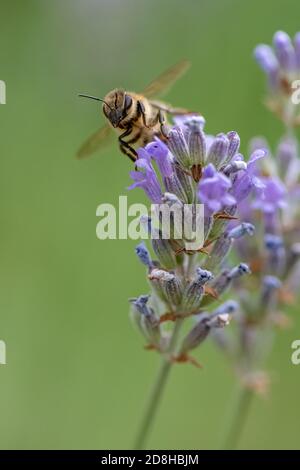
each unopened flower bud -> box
[188,125,206,167]
[207,134,229,168]
[204,234,233,271]
[151,231,177,270]
[228,263,251,279]
[130,295,161,345]
[260,275,281,310]
[212,300,239,316]
[273,30,296,71]
[228,223,255,239]
[149,269,182,306]
[180,269,212,313]
[180,313,210,351]
[211,263,251,297]
[265,234,285,275]
[227,131,241,160]
[168,126,190,168]
[135,242,152,268]
[195,268,214,285]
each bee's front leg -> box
[119,128,137,162]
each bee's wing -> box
[77,124,113,159]
[142,59,190,99]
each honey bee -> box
[77,60,192,162]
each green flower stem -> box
[219,385,253,450]
[134,318,184,450]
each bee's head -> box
[102,89,133,127]
[78,89,133,128]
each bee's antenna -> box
[78,94,113,110]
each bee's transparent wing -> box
[142,59,190,99]
[77,124,113,159]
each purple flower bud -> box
[210,269,231,297]
[294,32,300,69]
[149,269,182,306]
[151,235,177,270]
[211,300,239,316]
[254,44,279,88]
[207,134,229,168]
[145,138,174,178]
[170,164,195,203]
[228,263,251,279]
[180,314,210,352]
[228,222,255,239]
[276,136,299,182]
[203,234,233,272]
[264,233,284,250]
[227,131,241,160]
[130,294,150,315]
[188,125,206,167]
[168,126,190,168]
[264,234,285,275]
[260,275,281,311]
[263,275,282,290]
[195,268,214,285]
[135,242,152,268]
[181,271,209,313]
[130,295,161,345]
[175,115,206,130]
[211,264,250,297]
[273,31,296,71]
[277,136,297,165]
[181,303,233,353]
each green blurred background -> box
[0,0,299,450]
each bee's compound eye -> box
[124,94,132,110]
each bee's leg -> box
[137,101,150,128]
[119,143,137,162]
[158,110,169,138]
[119,128,137,162]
